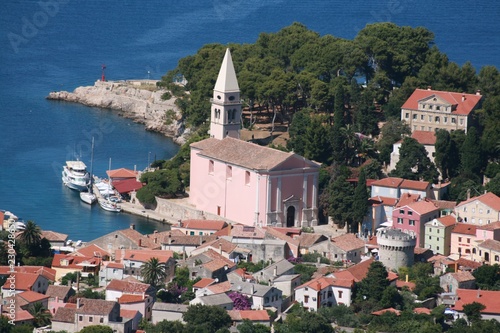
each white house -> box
[294,276,354,311]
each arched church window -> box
[217,95,221,100]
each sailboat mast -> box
[89,137,94,194]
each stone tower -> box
[209,48,242,140]
[377,228,416,271]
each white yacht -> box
[62,161,91,191]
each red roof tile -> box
[402,89,482,116]
[413,307,431,315]
[122,249,173,263]
[330,233,365,252]
[296,276,354,291]
[411,131,436,145]
[372,308,401,316]
[436,215,457,227]
[206,281,231,294]
[196,238,237,254]
[228,310,270,321]
[452,223,477,235]
[112,178,143,194]
[478,239,500,252]
[180,219,228,231]
[106,279,151,293]
[396,280,416,290]
[18,290,49,303]
[453,289,500,314]
[105,262,124,269]
[456,192,500,211]
[75,243,110,258]
[41,230,68,242]
[106,168,138,179]
[477,221,500,231]
[396,193,420,208]
[11,309,34,322]
[451,270,475,283]
[120,309,139,319]
[1,272,41,291]
[404,200,439,215]
[401,179,430,191]
[51,253,101,269]
[371,177,404,189]
[0,266,56,281]
[193,278,215,289]
[118,294,145,304]
[370,196,398,206]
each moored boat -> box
[62,161,91,191]
[80,190,97,205]
[98,197,121,212]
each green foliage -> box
[293,264,317,283]
[0,316,12,333]
[301,252,330,264]
[141,257,167,288]
[448,176,484,202]
[11,325,35,333]
[78,288,105,300]
[79,325,113,333]
[472,264,500,290]
[275,307,334,333]
[460,127,484,179]
[486,174,500,197]
[462,302,486,323]
[321,166,355,230]
[390,137,439,183]
[376,120,411,164]
[352,168,370,228]
[183,304,232,332]
[237,319,271,333]
[61,272,78,286]
[434,129,460,180]
[318,304,360,327]
[237,260,266,273]
[355,261,389,304]
[27,302,51,327]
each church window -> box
[245,171,250,185]
[229,95,235,101]
[209,160,214,174]
[227,166,232,179]
[217,95,221,100]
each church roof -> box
[214,48,239,93]
[191,137,319,171]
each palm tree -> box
[141,257,167,287]
[20,220,42,248]
[28,302,51,327]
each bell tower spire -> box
[210,48,242,140]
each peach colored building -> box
[401,88,482,133]
[455,192,500,225]
[190,49,319,227]
[450,224,477,259]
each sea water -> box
[0,0,499,241]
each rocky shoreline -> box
[47,80,189,145]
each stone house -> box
[52,298,134,333]
[449,289,500,322]
[272,274,301,300]
[51,253,101,280]
[99,262,125,287]
[424,215,457,255]
[46,285,76,315]
[41,230,68,248]
[105,279,156,320]
[455,192,500,225]
[114,249,176,283]
[309,233,365,264]
[389,131,436,172]
[294,276,354,311]
[228,310,271,327]
[440,271,476,293]
[190,237,239,261]
[160,233,206,257]
[185,249,236,281]
[253,259,295,284]
[401,88,482,133]
[393,199,440,248]
[171,219,228,235]
[228,281,283,310]
[0,272,50,298]
[298,233,329,255]
[189,293,234,309]
[151,303,188,324]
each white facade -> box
[295,283,352,311]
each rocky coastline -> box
[47,80,189,145]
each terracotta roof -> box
[1,272,41,291]
[396,193,420,208]
[112,178,143,194]
[230,224,266,239]
[296,276,354,291]
[330,233,365,252]
[396,280,416,290]
[401,179,430,191]
[118,294,145,304]
[193,278,215,289]
[436,215,457,227]
[0,266,56,281]
[452,223,477,235]
[206,281,231,294]
[265,227,300,256]
[51,253,101,269]
[180,219,227,231]
[372,308,401,316]
[414,247,432,255]
[106,168,138,178]
[411,131,436,145]
[453,289,500,314]
[456,192,500,211]
[333,258,396,283]
[191,137,319,171]
[162,234,205,246]
[46,285,73,299]
[370,196,398,206]
[76,298,117,315]
[12,309,34,322]
[371,177,404,189]
[201,249,236,271]
[451,270,475,283]
[18,290,49,303]
[228,310,270,321]
[41,230,68,242]
[299,233,328,248]
[196,238,237,254]
[53,307,76,323]
[106,279,152,293]
[413,307,431,315]
[120,309,139,319]
[478,239,500,252]
[404,200,439,215]
[402,89,482,116]
[122,249,173,263]
[432,199,457,210]
[269,227,302,238]
[477,221,500,231]
[75,243,110,258]
[454,257,483,270]
[105,262,124,269]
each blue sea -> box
[1,0,499,241]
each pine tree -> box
[352,168,370,233]
[331,85,347,164]
[460,126,483,180]
[391,137,438,182]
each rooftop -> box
[41,230,68,242]
[453,289,500,314]
[402,88,482,116]
[371,177,404,189]
[478,239,500,252]
[178,219,228,231]
[456,192,500,211]
[330,233,365,252]
[228,310,270,322]
[452,223,477,235]
[46,285,74,299]
[411,131,436,145]
[106,279,152,293]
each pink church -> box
[189,49,320,228]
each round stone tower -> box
[376,228,416,271]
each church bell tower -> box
[210,48,242,140]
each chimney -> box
[427,86,432,91]
[273,266,278,278]
[199,234,203,245]
[405,274,409,283]
[168,232,172,245]
[130,224,135,230]
[219,243,222,254]
[462,94,466,102]
[76,298,80,309]
[251,284,255,294]
[154,237,158,244]
[476,89,481,96]
[138,239,142,247]
[467,189,471,200]
[154,230,158,234]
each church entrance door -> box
[286,206,295,227]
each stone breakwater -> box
[47,80,189,144]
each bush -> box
[301,252,330,264]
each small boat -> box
[98,197,121,212]
[80,138,97,205]
[62,160,91,191]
